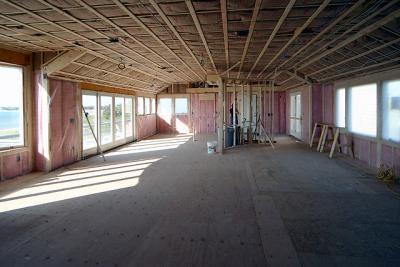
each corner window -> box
[175,98,188,114]
[0,65,24,149]
[137,97,144,115]
[349,83,377,137]
[145,97,151,115]
[151,98,156,114]
[382,80,400,142]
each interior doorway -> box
[157,95,190,134]
[290,92,302,139]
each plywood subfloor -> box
[0,134,399,267]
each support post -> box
[40,71,52,172]
[248,83,253,143]
[271,76,275,142]
[217,78,224,154]
[233,83,236,146]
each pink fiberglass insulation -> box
[190,94,216,134]
[33,70,46,171]
[262,91,286,135]
[137,114,157,140]
[2,151,29,180]
[323,84,334,124]
[49,79,79,170]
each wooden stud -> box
[299,8,400,70]
[279,0,365,70]
[258,0,331,78]
[236,0,262,79]
[185,0,217,74]
[246,0,295,79]
[220,0,230,78]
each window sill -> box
[0,146,29,156]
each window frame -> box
[144,97,151,115]
[334,88,346,128]
[174,97,189,115]
[137,96,144,116]
[382,79,400,143]
[348,83,377,138]
[333,69,400,147]
[0,63,25,151]
[81,91,136,157]
[151,98,156,114]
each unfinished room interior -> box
[0,0,400,266]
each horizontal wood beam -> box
[43,50,85,75]
[0,47,30,65]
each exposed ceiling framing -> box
[0,0,398,93]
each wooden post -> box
[41,70,52,172]
[241,82,245,145]
[233,83,236,146]
[217,77,224,154]
[271,76,275,142]
[248,83,253,143]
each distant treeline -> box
[0,107,18,111]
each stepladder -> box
[310,123,326,151]
[329,129,354,159]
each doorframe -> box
[157,94,190,134]
[289,91,302,140]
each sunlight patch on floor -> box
[0,158,162,213]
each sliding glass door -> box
[125,97,134,140]
[82,91,135,156]
[82,93,98,154]
[114,97,125,143]
[100,95,113,149]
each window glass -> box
[145,97,150,114]
[125,97,133,138]
[151,98,156,114]
[114,97,124,140]
[382,80,400,142]
[100,96,113,144]
[137,97,144,115]
[82,94,97,150]
[175,98,188,114]
[349,83,377,137]
[335,88,346,127]
[0,65,24,148]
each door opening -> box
[290,92,302,139]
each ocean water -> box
[0,111,20,130]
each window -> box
[137,97,144,115]
[0,65,24,149]
[349,83,377,137]
[145,97,150,115]
[125,97,133,138]
[114,97,124,140]
[382,80,400,142]
[151,98,156,114]
[82,94,97,150]
[175,98,188,114]
[100,95,113,144]
[335,88,346,127]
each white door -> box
[290,92,302,139]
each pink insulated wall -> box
[137,114,157,140]
[313,83,400,177]
[49,79,80,170]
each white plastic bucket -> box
[207,141,217,154]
